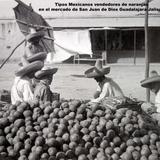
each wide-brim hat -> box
[26,31,45,42]
[27,52,47,62]
[140,70,160,88]
[19,52,47,67]
[15,61,44,77]
[141,76,160,88]
[35,66,58,79]
[84,59,110,78]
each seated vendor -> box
[34,66,58,102]
[22,29,46,65]
[11,61,43,105]
[84,59,124,104]
[141,70,160,113]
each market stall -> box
[0,97,160,159]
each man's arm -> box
[91,83,111,103]
[93,85,101,98]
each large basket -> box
[101,96,142,112]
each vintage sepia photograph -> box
[0,0,160,159]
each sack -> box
[101,96,142,111]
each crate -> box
[52,92,60,101]
[0,89,11,103]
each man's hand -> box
[87,101,101,112]
[93,91,100,99]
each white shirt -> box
[155,89,160,113]
[11,76,34,105]
[91,77,124,103]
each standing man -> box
[34,66,58,102]
[25,30,45,55]
[84,59,124,104]
[11,61,43,105]
[21,30,46,65]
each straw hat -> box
[18,52,47,67]
[15,61,44,77]
[141,70,160,88]
[26,31,45,43]
[84,59,110,78]
[27,52,47,63]
[35,66,58,79]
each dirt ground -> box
[0,62,159,102]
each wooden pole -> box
[104,30,108,65]
[133,30,136,65]
[16,19,53,30]
[40,39,49,52]
[145,0,150,102]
